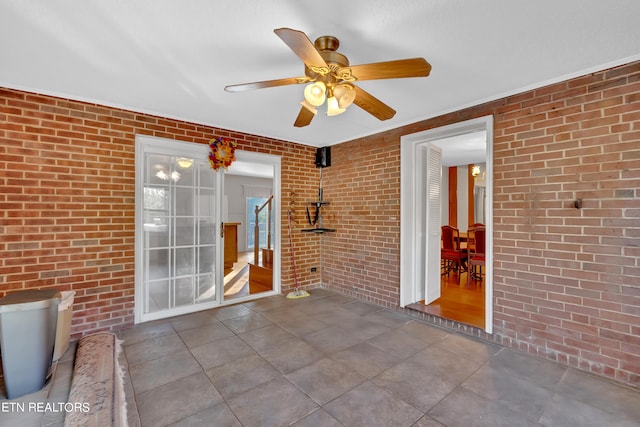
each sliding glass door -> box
[135,136,223,323]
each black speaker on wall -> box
[315,146,331,168]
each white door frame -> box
[400,115,494,333]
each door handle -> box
[220,222,224,238]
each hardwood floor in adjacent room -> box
[408,269,485,329]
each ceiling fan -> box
[224,28,432,127]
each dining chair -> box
[441,225,467,284]
[467,225,486,287]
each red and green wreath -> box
[208,137,237,171]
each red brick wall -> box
[0,88,320,336]
[2,60,638,387]
[322,61,640,387]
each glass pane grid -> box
[142,154,217,316]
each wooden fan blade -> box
[224,76,307,93]
[274,28,329,71]
[345,58,431,81]
[294,104,316,127]
[352,85,396,121]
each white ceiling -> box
[1,1,639,148]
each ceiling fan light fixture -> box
[333,83,356,109]
[303,81,326,106]
[326,95,346,116]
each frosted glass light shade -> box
[326,96,346,116]
[333,83,356,109]
[303,82,327,106]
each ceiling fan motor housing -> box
[305,36,350,85]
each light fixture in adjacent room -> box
[472,165,481,177]
[176,157,193,169]
[155,169,181,182]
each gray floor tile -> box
[325,381,423,427]
[117,320,174,346]
[367,328,429,359]
[279,316,331,337]
[190,335,255,370]
[310,305,362,326]
[205,353,281,399]
[136,373,223,427]
[286,358,366,405]
[429,387,544,427]
[125,395,142,427]
[259,305,307,325]
[372,359,459,412]
[128,350,202,394]
[554,368,640,421]
[363,308,413,328]
[226,377,318,427]
[538,392,639,427]
[300,287,334,298]
[222,313,273,334]
[124,332,186,365]
[322,293,357,305]
[167,402,242,427]
[488,348,566,390]
[397,320,448,344]
[211,304,253,321]
[291,298,343,316]
[177,321,234,348]
[241,296,289,312]
[410,345,484,382]
[461,364,554,422]
[338,316,392,340]
[238,324,296,352]
[0,408,44,427]
[170,311,219,332]
[341,300,382,316]
[303,325,362,354]
[258,337,323,373]
[432,333,501,363]
[290,408,343,427]
[413,415,446,426]
[332,341,403,379]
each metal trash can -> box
[0,289,61,399]
[52,290,75,361]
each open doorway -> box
[223,151,280,302]
[400,115,493,332]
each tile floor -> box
[119,289,640,427]
[2,288,640,426]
